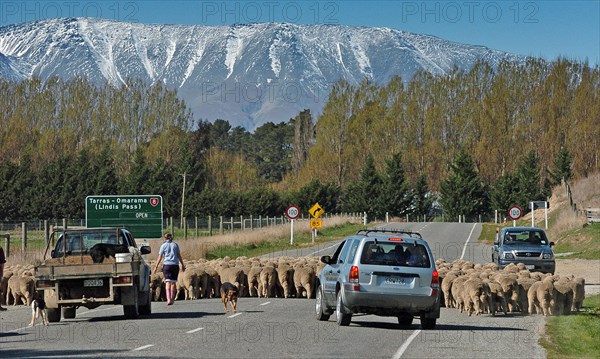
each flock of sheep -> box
[0,257,587,319]
[437,258,586,316]
[150,256,325,302]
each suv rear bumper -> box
[343,287,439,316]
[498,259,555,274]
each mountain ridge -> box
[0,17,523,129]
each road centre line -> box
[186,327,204,334]
[308,243,339,256]
[260,301,271,306]
[460,223,478,260]
[391,329,421,359]
[132,344,155,351]
[228,312,242,318]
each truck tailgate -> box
[36,262,137,279]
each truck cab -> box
[492,226,555,274]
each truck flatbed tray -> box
[35,262,136,278]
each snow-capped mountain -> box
[0,18,521,129]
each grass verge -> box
[204,222,366,259]
[553,223,600,259]
[541,294,600,359]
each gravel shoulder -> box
[555,258,600,295]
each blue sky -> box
[1,0,598,65]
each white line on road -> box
[460,223,478,260]
[78,306,121,317]
[308,243,339,256]
[132,344,155,351]
[228,312,242,318]
[391,329,421,359]
[260,301,271,306]
[186,327,204,334]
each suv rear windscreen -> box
[360,241,430,268]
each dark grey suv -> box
[315,229,440,329]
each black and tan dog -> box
[89,243,129,263]
[220,282,239,313]
[28,292,49,327]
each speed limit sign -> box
[286,205,300,220]
[508,206,522,220]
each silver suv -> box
[315,229,440,329]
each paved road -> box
[0,222,547,358]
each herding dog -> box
[220,282,239,313]
[28,292,49,327]
[89,243,129,263]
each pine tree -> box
[515,150,546,212]
[412,174,433,218]
[382,153,411,217]
[549,147,573,186]
[440,150,488,221]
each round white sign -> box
[508,206,522,220]
[286,206,300,220]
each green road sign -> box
[86,195,163,239]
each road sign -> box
[508,206,522,221]
[86,195,163,238]
[308,203,324,218]
[285,205,300,220]
[310,219,323,229]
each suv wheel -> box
[315,285,330,321]
[420,316,436,330]
[335,291,352,326]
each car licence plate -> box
[84,279,103,287]
[384,277,406,285]
[525,265,535,270]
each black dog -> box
[89,243,129,263]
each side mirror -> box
[140,245,151,255]
[51,249,55,257]
[493,240,499,246]
[320,255,331,264]
[549,241,555,247]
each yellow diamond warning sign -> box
[308,203,324,218]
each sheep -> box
[203,267,221,299]
[218,267,247,296]
[497,276,519,313]
[569,277,585,312]
[553,278,574,315]
[177,269,199,300]
[441,271,460,309]
[276,263,294,298]
[485,279,507,315]
[6,275,35,306]
[528,277,556,316]
[247,265,263,297]
[451,275,469,313]
[292,263,316,299]
[462,278,493,316]
[516,277,537,314]
[150,272,165,301]
[259,265,280,298]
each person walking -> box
[0,244,6,311]
[153,232,185,305]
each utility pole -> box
[180,172,187,228]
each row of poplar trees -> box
[0,57,597,220]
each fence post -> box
[183,217,188,240]
[208,215,213,236]
[170,217,174,236]
[250,215,253,230]
[195,216,198,238]
[241,215,244,230]
[21,222,27,256]
[44,220,50,247]
[230,217,234,233]
[3,234,9,258]
[219,216,223,235]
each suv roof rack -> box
[356,228,422,239]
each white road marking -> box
[78,306,121,317]
[132,344,155,351]
[391,329,421,359]
[308,243,339,256]
[460,223,478,260]
[186,327,204,334]
[260,301,271,306]
[228,312,242,318]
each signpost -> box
[508,205,522,227]
[86,195,163,238]
[285,206,300,244]
[530,201,549,229]
[308,203,325,243]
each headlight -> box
[543,252,554,259]
[503,253,514,259]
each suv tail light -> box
[431,269,439,296]
[349,265,359,291]
[114,276,132,284]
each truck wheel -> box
[420,317,436,330]
[335,291,352,326]
[46,308,61,323]
[138,291,152,315]
[62,307,76,319]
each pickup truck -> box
[491,226,556,274]
[35,227,152,322]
